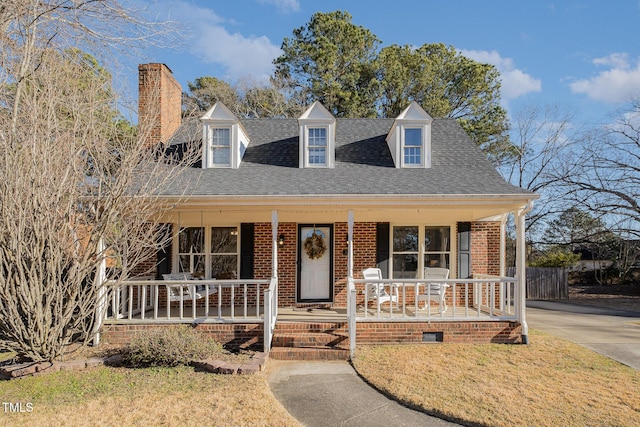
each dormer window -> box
[386,102,433,168]
[308,127,327,165]
[298,102,335,168]
[403,128,423,166]
[211,128,231,166]
[201,102,249,169]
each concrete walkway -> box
[526,300,640,370]
[267,360,459,427]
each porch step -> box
[268,346,350,361]
[269,321,350,361]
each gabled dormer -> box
[298,101,336,168]
[201,102,250,169]
[386,101,433,168]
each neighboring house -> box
[97,64,538,359]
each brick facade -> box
[471,221,501,276]
[138,63,182,148]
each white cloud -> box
[570,53,640,103]
[460,49,542,101]
[151,1,281,81]
[257,0,300,13]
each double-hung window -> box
[307,127,327,166]
[178,227,205,277]
[211,128,231,166]
[403,128,422,166]
[177,226,239,279]
[210,227,238,279]
[424,226,450,269]
[391,225,451,279]
[392,226,419,279]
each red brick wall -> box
[356,321,522,344]
[101,320,521,348]
[334,222,377,306]
[254,222,378,307]
[101,323,263,349]
[471,221,501,276]
[138,63,182,148]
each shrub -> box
[122,326,222,367]
[529,250,581,268]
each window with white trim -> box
[307,127,327,166]
[424,226,450,269]
[211,128,231,166]
[392,226,419,279]
[177,226,239,279]
[210,226,238,279]
[391,225,451,279]
[403,128,422,166]
[178,227,205,277]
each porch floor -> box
[104,304,511,323]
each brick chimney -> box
[138,63,182,148]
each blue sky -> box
[130,0,640,125]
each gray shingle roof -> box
[160,118,532,197]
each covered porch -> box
[95,198,533,358]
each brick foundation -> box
[100,323,263,349]
[356,321,522,344]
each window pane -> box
[404,146,421,165]
[211,255,237,279]
[212,128,230,146]
[405,128,422,146]
[178,227,204,254]
[424,227,450,252]
[308,147,326,164]
[308,128,326,146]
[212,147,230,164]
[211,227,238,253]
[393,254,418,279]
[393,226,418,252]
[179,255,205,276]
[424,253,450,269]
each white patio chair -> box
[162,273,217,301]
[417,267,450,312]
[362,267,399,310]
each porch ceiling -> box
[158,194,537,224]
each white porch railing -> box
[345,276,517,360]
[263,277,278,354]
[352,277,518,321]
[102,278,271,322]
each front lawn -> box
[352,330,640,427]
[0,365,300,426]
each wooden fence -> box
[506,267,569,300]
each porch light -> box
[278,234,285,247]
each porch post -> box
[92,238,107,346]
[271,210,278,279]
[500,214,508,277]
[347,210,354,279]
[516,202,533,344]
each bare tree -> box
[502,104,578,236]
[558,100,640,240]
[0,1,195,362]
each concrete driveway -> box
[526,300,640,370]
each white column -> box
[93,238,107,346]
[271,210,278,279]
[500,214,508,277]
[347,210,354,279]
[515,202,533,344]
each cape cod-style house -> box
[96,63,538,360]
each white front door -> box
[298,225,333,302]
